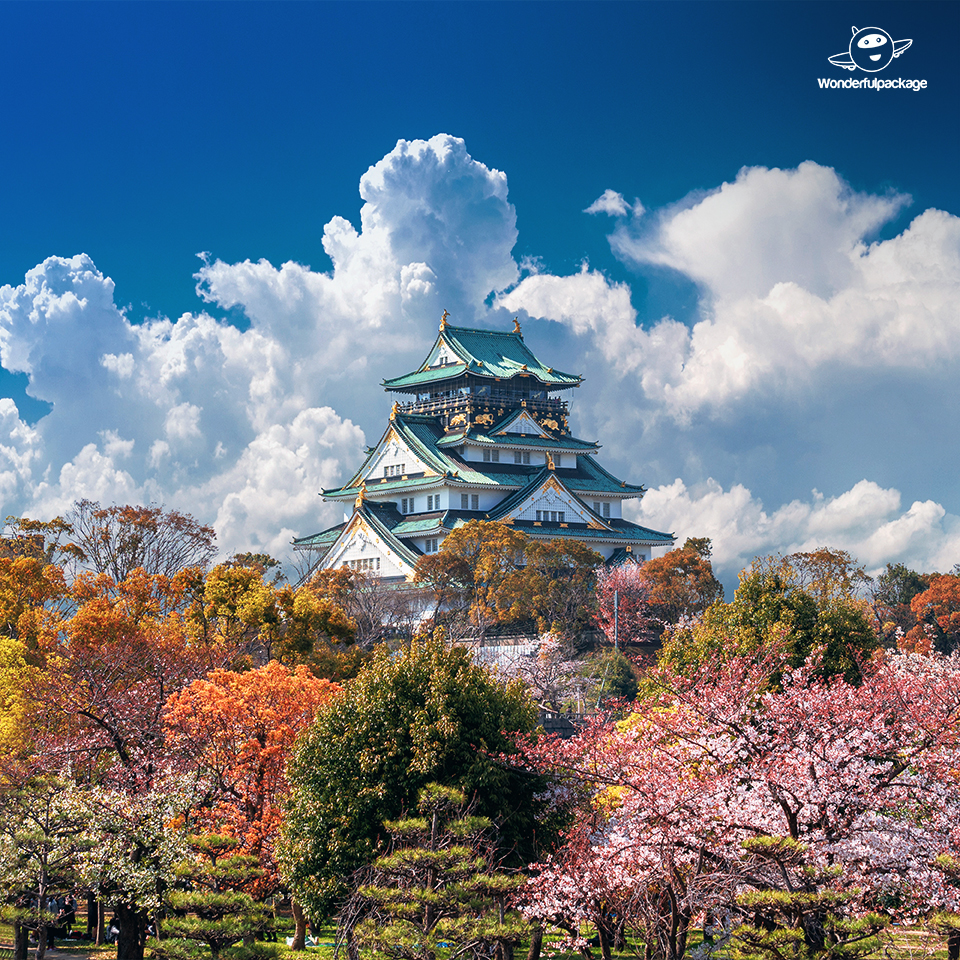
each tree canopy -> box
[279,634,543,919]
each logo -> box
[828,26,912,72]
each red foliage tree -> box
[910,573,960,654]
[163,661,340,893]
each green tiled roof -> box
[509,518,674,545]
[383,324,581,391]
[435,430,598,452]
[292,524,345,549]
[392,516,452,536]
[565,456,645,495]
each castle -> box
[294,314,674,578]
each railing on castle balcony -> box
[399,395,568,418]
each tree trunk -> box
[13,922,28,960]
[95,900,107,947]
[947,930,959,960]
[596,917,613,960]
[290,899,307,951]
[86,893,96,941]
[525,925,543,960]
[115,903,146,960]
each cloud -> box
[613,161,909,301]
[634,478,960,586]
[584,189,638,218]
[503,164,960,422]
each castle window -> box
[593,501,601,514]
[401,498,414,514]
[482,449,500,463]
[424,538,439,554]
[471,494,479,510]
[514,451,530,464]
[558,512,565,523]
[461,494,469,509]
[603,503,610,518]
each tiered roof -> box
[383,322,581,392]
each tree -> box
[158,834,272,960]
[516,648,960,960]
[66,500,216,581]
[279,634,543,920]
[910,574,960,654]
[868,563,929,648]
[495,633,594,714]
[0,636,32,762]
[414,522,526,640]
[0,778,90,960]
[163,662,340,895]
[502,539,602,642]
[658,549,880,685]
[192,563,356,664]
[637,542,723,625]
[305,567,413,650]
[345,784,527,960]
[77,787,191,960]
[21,566,227,790]
[581,646,638,706]
[594,564,652,647]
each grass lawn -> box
[0,921,950,960]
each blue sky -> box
[1,1,958,587]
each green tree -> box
[279,635,543,920]
[0,778,90,960]
[158,834,273,960]
[658,549,880,685]
[582,647,638,706]
[731,837,886,960]
[346,784,528,960]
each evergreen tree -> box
[345,784,528,960]
[157,834,273,960]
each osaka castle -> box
[293,313,674,579]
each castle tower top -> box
[382,321,581,395]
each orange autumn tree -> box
[163,661,340,893]
[909,573,960,654]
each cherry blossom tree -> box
[515,648,960,960]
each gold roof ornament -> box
[440,309,450,331]
[546,452,555,471]
[389,401,399,421]
[355,482,367,509]
[513,316,522,335]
